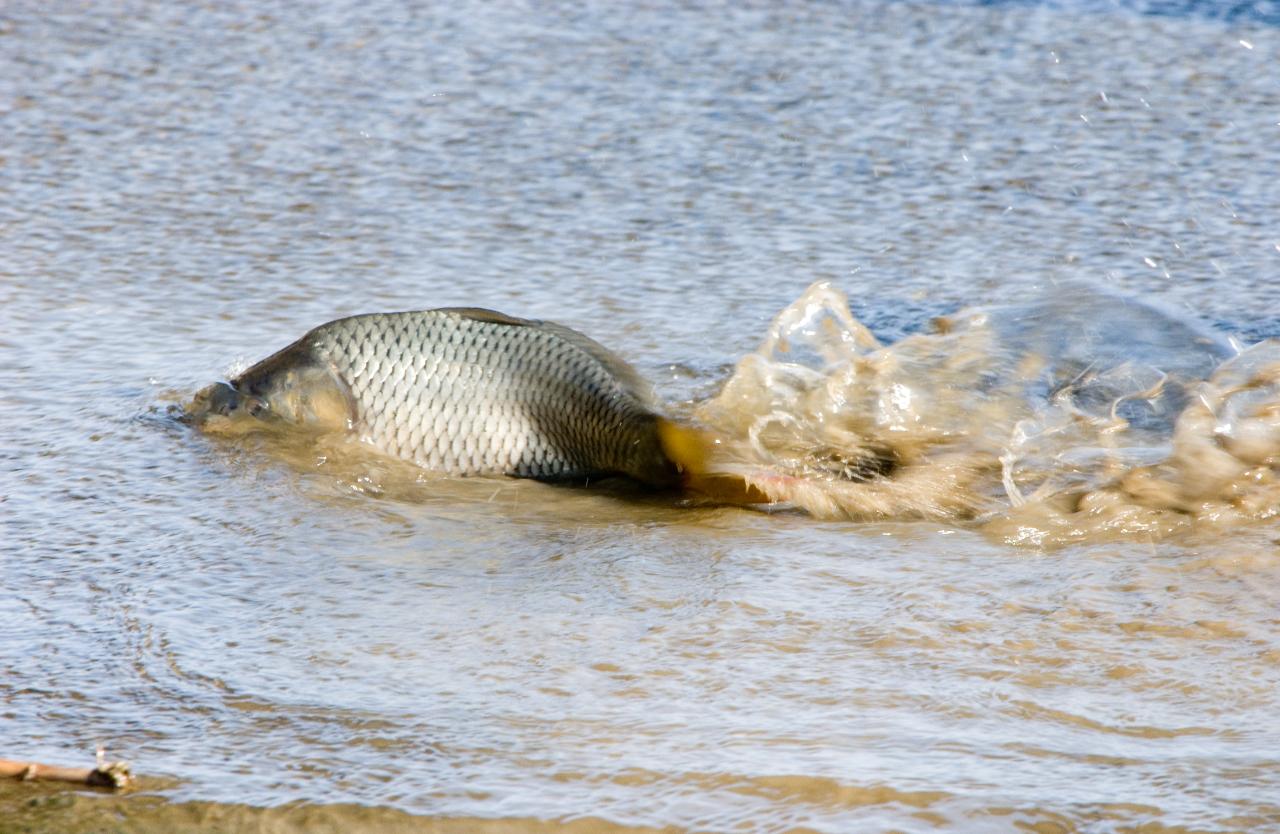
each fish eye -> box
[246,398,268,417]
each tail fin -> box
[655,418,771,505]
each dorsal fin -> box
[534,320,660,408]
[444,308,659,408]
[439,307,540,328]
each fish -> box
[189,307,694,487]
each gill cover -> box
[233,359,355,432]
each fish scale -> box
[207,307,680,485]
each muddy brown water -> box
[3,1,1280,832]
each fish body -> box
[191,308,682,487]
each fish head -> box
[184,380,276,434]
[187,352,353,436]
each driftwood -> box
[0,747,132,790]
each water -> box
[3,1,1280,831]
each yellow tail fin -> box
[655,418,771,505]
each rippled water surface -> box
[4,1,1280,831]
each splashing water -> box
[694,282,1280,546]
[184,281,1280,549]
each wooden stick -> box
[0,747,132,790]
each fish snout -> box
[185,381,242,425]
[185,382,276,432]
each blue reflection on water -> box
[964,0,1280,26]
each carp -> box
[189,308,695,487]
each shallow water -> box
[3,1,1280,832]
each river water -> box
[3,1,1280,832]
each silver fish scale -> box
[306,310,661,480]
